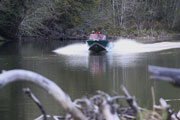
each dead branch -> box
[121,85,140,113]
[148,65,180,87]
[0,69,87,120]
[23,88,47,120]
[1,69,179,120]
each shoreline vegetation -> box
[16,32,180,43]
[0,0,180,42]
[0,31,180,43]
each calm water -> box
[1,39,180,120]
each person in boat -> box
[98,31,107,40]
[89,31,98,41]
[98,31,101,40]
[92,30,95,34]
[89,31,107,41]
[98,31,107,41]
[101,34,107,40]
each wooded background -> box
[0,0,180,40]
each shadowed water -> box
[0,39,180,120]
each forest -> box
[0,0,180,40]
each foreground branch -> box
[0,69,87,120]
[23,88,47,120]
[1,69,180,120]
[148,65,180,87]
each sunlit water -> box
[1,39,180,120]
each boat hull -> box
[87,40,109,52]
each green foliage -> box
[19,5,53,37]
[0,0,180,39]
[54,0,96,29]
[0,0,24,39]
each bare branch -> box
[0,69,87,120]
[23,88,47,120]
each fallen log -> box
[148,65,180,87]
[0,69,87,120]
[1,69,179,120]
[0,70,121,120]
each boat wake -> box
[53,39,180,68]
[53,39,180,56]
[110,39,180,54]
[53,43,89,56]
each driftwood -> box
[0,70,127,120]
[148,65,180,87]
[23,88,47,120]
[1,69,180,120]
[0,69,142,120]
[148,65,180,120]
[0,69,87,120]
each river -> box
[0,38,180,120]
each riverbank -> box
[19,34,180,44]
[129,33,180,43]
[6,27,179,43]
[107,28,180,42]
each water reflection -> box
[88,53,107,76]
[53,39,180,110]
[1,40,180,120]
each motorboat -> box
[86,33,109,52]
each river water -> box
[0,38,180,120]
